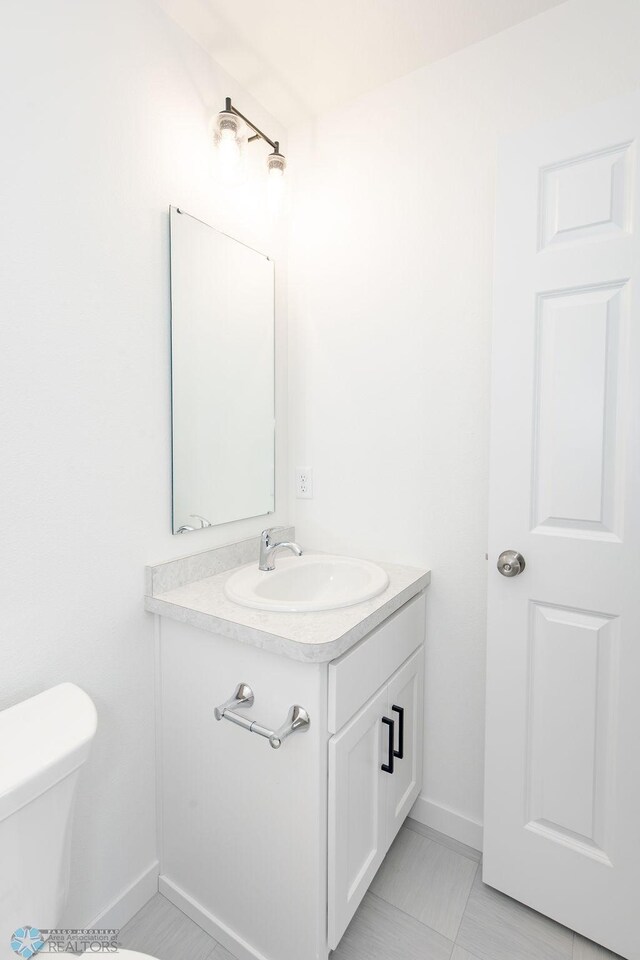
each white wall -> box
[288,0,640,846]
[0,0,289,925]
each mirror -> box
[169,207,275,533]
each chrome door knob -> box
[497,550,525,577]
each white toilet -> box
[0,683,154,959]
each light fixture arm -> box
[224,97,282,155]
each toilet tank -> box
[0,683,97,949]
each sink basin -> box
[224,554,390,612]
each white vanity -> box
[145,531,429,960]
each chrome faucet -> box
[259,528,303,571]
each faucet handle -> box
[261,526,286,545]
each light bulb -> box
[267,149,286,213]
[212,110,248,185]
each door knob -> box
[497,550,525,577]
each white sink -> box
[224,554,390,612]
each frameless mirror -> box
[169,207,275,533]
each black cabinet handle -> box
[392,704,404,759]
[381,717,395,774]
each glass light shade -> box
[267,151,286,177]
[212,110,248,185]
[267,151,286,213]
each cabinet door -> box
[328,684,389,950]
[386,647,424,843]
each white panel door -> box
[328,685,388,950]
[386,647,424,842]
[485,92,640,960]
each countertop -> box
[145,554,430,663]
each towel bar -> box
[214,682,310,749]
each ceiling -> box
[156,0,568,125]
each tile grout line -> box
[452,860,481,947]
[449,868,577,960]
[366,889,456,950]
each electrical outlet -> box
[296,467,313,499]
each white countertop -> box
[145,556,430,663]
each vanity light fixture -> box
[213,97,286,198]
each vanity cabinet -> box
[154,583,426,960]
[328,646,424,947]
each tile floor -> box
[119,819,622,960]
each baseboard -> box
[410,795,483,851]
[159,875,269,960]
[88,860,159,930]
